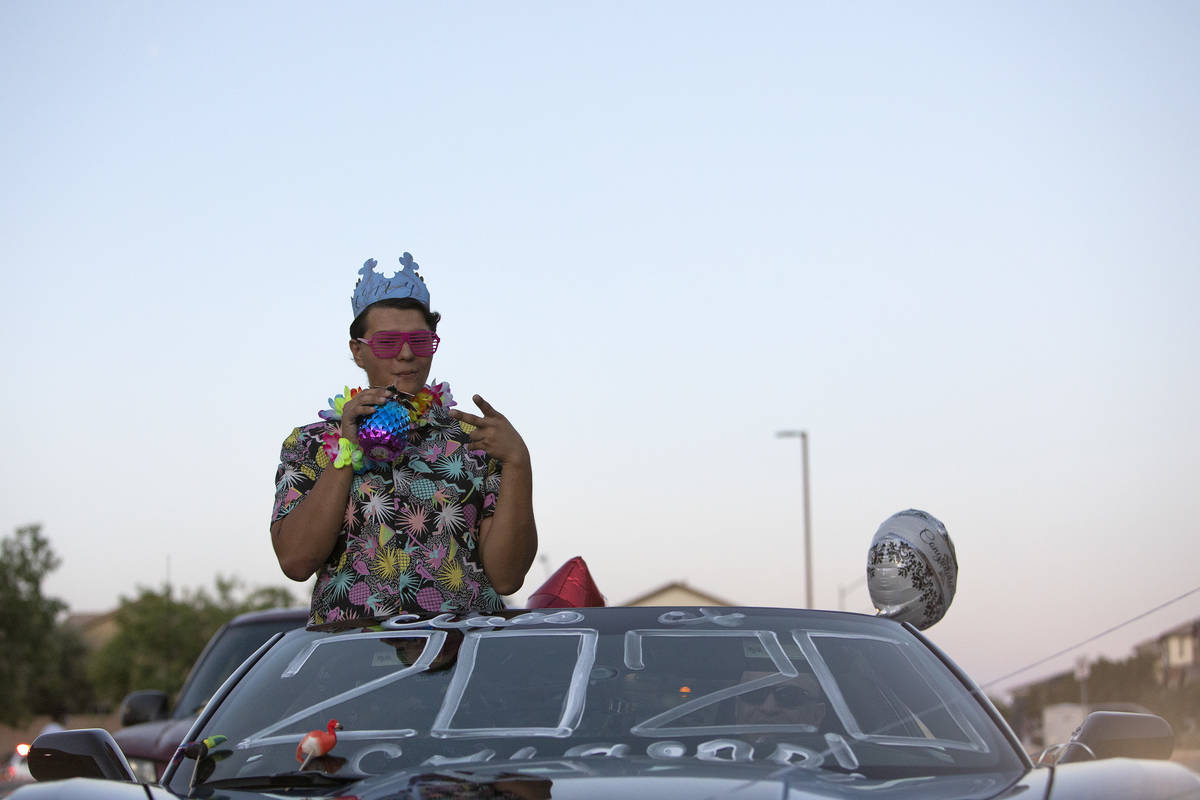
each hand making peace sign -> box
[448,395,530,468]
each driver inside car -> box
[386,632,463,673]
[734,671,827,728]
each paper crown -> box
[351,252,431,319]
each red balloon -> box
[527,556,606,608]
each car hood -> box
[18,761,1200,800]
[7,777,181,799]
[318,760,1038,800]
[10,772,1038,800]
[110,716,197,767]
[328,758,1200,800]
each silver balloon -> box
[867,509,958,630]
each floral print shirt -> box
[273,403,504,625]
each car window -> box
[808,633,986,750]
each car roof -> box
[226,607,309,626]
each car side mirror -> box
[119,690,170,727]
[27,729,137,782]
[1058,711,1174,762]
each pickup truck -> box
[112,607,308,781]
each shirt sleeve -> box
[272,422,334,524]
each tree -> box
[30,622,95,718]
[88,576,295,706]
[1084,654,1157,705]
[0,524,77,725]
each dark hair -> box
[350,298,441,339]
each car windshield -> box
[172,608,1023,794]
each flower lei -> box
[330,436,365,471]
[318,382,456,473]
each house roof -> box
[64,610,119,651]
[1133,616,1200,651]
[64,610,117,631]
[620,580,738,607]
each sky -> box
[2,1,1198,699]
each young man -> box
[271,254,537,624]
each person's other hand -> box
[449,395,530,467]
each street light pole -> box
[776,429,813,608]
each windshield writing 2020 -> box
[233,610,982,775]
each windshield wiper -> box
[192,770,358,795]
